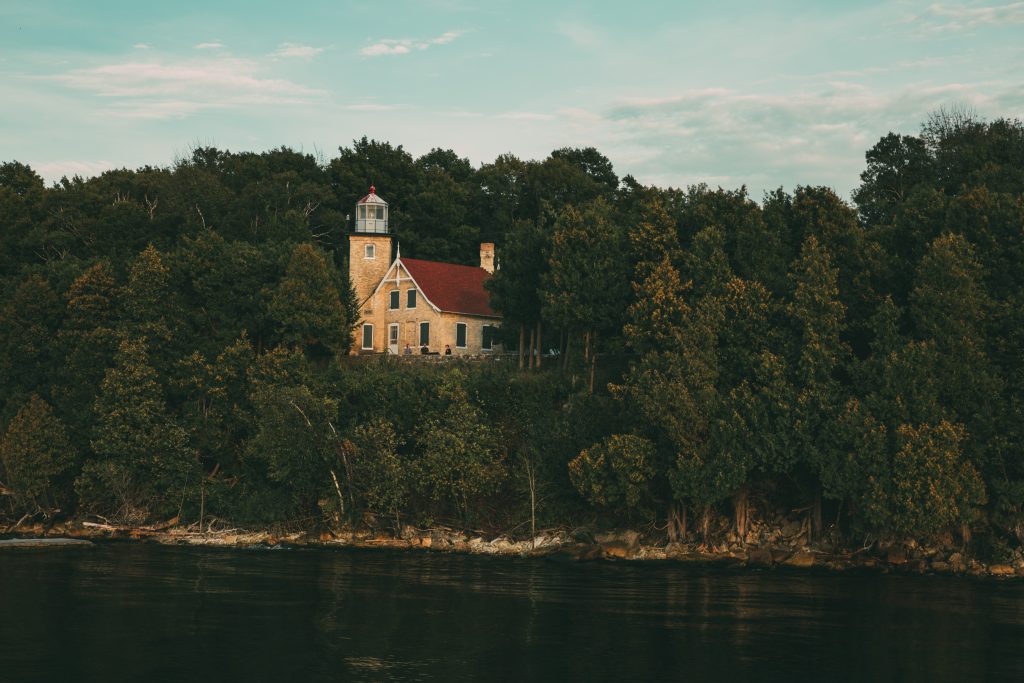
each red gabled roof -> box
[401,257,498,318]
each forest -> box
[1,110,1023,556]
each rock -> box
[771,549,793,564]
[571,528,596,545]
[0,538,94,549]
[468,537,485,548]
[595,530,640,549]
[930,561,950,572]
[601,541,633,559]
[748,548,773,568]
[784,551,815,568]
[420,536,432,549]
[990,564,1015,577]
[886,547,907,565]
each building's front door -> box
[388,323,399,355]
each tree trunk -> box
[811,487,823,544]
[518,323,525,370]
[535,320,542,370]
[668,502,686,543]
[583,330,590,364]
[734,489,749,543]
[700,505,712,545]
[526,459,537,550]
[527,326,536,371]
[562,330,571,371]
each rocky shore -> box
[4,517,1023,579]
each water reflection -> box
[1,544,1023,681]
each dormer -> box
[355,185,388,233]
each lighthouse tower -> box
[348,185,393,306]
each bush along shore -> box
[4,514,1023,579]
[3,112,1024,571]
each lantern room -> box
[355,185,388,233]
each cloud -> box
[908,2,1024,33]
[343,103,402,111]
[269,43,325,59]
[497,111,555,121]
[360,30,464,57]
[556,22,601,47]
[32,159,116,180]
[46,57,323,119]
[194,42,224,50]
[133,43,150,50]
[596,80,1024,198]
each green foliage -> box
[80,338,194,523]
[0,114,1022,546]
[0,395,77,515]
[569,434,656,510]
[266,243,347,357]
[352,418,407,523]
[415,373,504,521]
[862,421,986,538]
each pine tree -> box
[266,243,345,357]
[1,395,77,516]
[80,338,193,522]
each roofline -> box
[368,257,443,314]
[367,256,502,318]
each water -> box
[1,544,1023,682]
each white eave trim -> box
[368,258,442,314]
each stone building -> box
[348,186,501,355]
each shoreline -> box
[3,520,1022,579]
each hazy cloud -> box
[360,30,463,57]
[497,111,555,121]
[910,2,1024,33]
[556,22,601,47]
[194,42,224,50]
[343,103,402,111]
[132,43,150,50]
[47,57,323,119]
[599,80,1024,197]
[269,43,325,59]
[33,159,116,179]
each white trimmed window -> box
[407,289,417,309]
[364,244,375,259]
[419,322,430,347]
[389,290,400,310]
[455,322,467,349]
[361,324,374,350]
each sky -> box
[1,0,1022,201]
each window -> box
[407,289,417,309]
[419,322,430,347]
[375,206,385,220]
[364,244,375,259]
[456,322,467,349]
[482,324,493,351]
[389,290,400,310]
[361,324,373,350]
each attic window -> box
[389,290,400,310]
[364,244,375,259]
[407,289,417,309]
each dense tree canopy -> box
[1,116,1023,555]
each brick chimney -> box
[479,242,495,273]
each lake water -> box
[1,543,1023,682]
